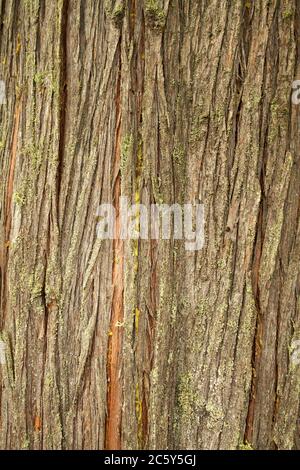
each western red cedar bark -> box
[0,0,300,450]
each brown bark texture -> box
[0,0,300,450]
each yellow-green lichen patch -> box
[121,133,133,176]
[145,0,165,31]
[238,440,254,450]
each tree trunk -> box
[0,0,300,450]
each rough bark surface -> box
[0,0,300,450]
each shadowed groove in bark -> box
[245,200,264,444]
[57,0,69,207]
[0,0,6,36]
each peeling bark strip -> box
[0,98,21,327]
[105,41,124,450]
[1,0,300,450]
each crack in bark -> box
[245,200,264,444]
[57,0,69,212]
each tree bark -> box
[0,0,300,450]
